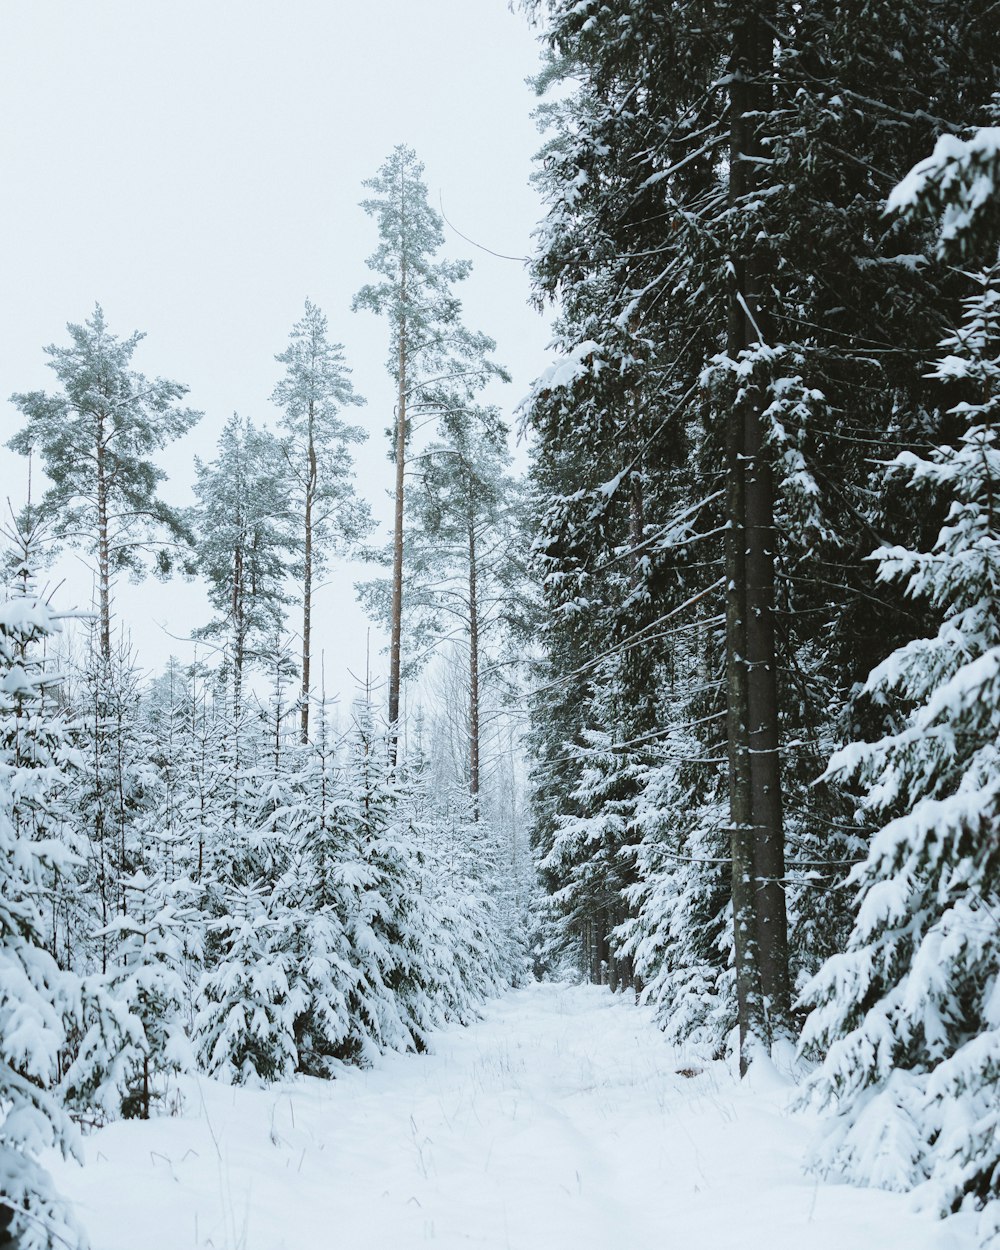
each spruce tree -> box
[523,0,999,1066]
[0,584,84,1250]
[802,127,1000,1244]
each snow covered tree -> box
[269,697,362,1073]
[69,636,154,976]
[193,414,293,718]
[194,881,299,1086]
[0,568,136,1235]
[801,129,1000,1245]
[523,0,998,1067]
[353,145,508,762]
[359,411,527,813]
[8,305,200,659]
[0,592,84,1250]
[103,871,194,1119]
[0,509,83,969]
[271,300,371,742]
[140,657,206,889]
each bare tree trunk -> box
[745,363,791,1030]
[96,424,112,661]
[726,6,785,1074]
[300,403,317,744]
[740,4,790,1037]
[195,687,205,882]
[468,510,481,820]
[388,256,408,767]
[116,685,128,917]
[94,681,109,975]
[231,567,245,725]
[629,472,644,575]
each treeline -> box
[0,147,532,1250]
[522,0,999,1241]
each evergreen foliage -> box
[192,414,294,710]
[522,0,999,1063]
[353,144,509,757]
[8,46,1000,1248]
[271,300,371,740]
[8,306,200,657]
[801,139,1000,1241]
[0,594,85,1250]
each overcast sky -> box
[0,0,552,709]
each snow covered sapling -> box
[104,872,194,1118]
[0,592,84,1249]
[194,882,300,1086]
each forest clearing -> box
[48,984,964,1250]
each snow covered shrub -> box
[800,263,1000,1233]
[188,696,519,1086]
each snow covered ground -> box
[49,983,976,1250]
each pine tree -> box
[193,414,293,718]
[271,695,361,1072]
[359,410,526,814]
[271,300,371,742]
[103,871,194,1119]
[194,880,299,1086]
[353,145,508,762]
[8,305,200,660]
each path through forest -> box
[50,983,970,1249]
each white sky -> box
[0,0,552,710]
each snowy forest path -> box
[50,983,967,1250]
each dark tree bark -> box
[726,4,790,1070]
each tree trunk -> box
[388,255,408,767]
[739,5,790,1037]
[96,422,112,661]
[629,471,644,580]
[94,683,109,975]
[231,460,246,725]
[300,405,317,744]
[726,6,788,1073]
[468,508,481,821]
[744,362,791,1031]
